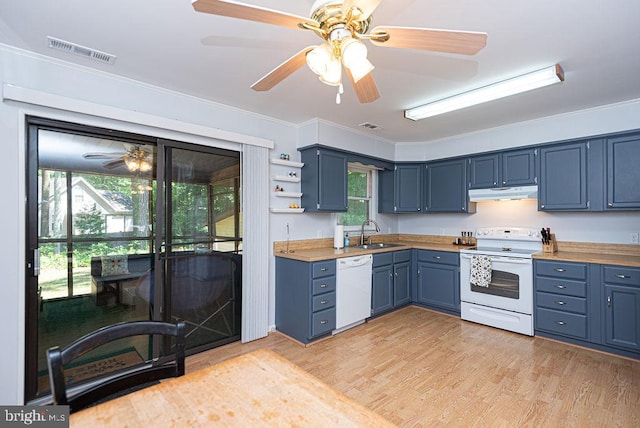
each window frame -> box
[339,163,378,233]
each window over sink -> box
[338,164,378,231]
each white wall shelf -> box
[274,191,303,198]
[270,156,304,213]
[270,208,305,214]
[270,158,304,168]
[273,175,301,183]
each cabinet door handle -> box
[320,320,328,325]
[553,268,566,272]
[554,321,566,326]
[607,296,611,308]
[608,203,613,207]
[615,274,631,279]
[395,272,398,277]
[555,285,566,289]
[554,301,566,306]
[320,284,328,288]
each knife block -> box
[543,233,558,253]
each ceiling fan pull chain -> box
[336,82,344,104]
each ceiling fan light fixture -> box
[341,38,374,82]
[319,56,342,86]
[405,64,565,121]
[306,44,333,76]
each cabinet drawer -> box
[312,276,336,295]
[418,250,458,265]
[311,308,335,337]
[536,260,587,280]
[536,292,587,314]
[312,292,336,312]
[535,276,586,297]
[603,266,640,287]
[313,260,336,278]
[536,308,588,339]
[373,252,393,267]
[393,249,412,264]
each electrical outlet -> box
[439,228,445,236]
[631,233,639,244]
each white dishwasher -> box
[334,254,373,334]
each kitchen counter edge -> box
[275,242,463,262]
[533,251,640,268]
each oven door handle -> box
[460,254,532,264]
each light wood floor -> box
[186,306,640,427]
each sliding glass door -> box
[25,118,241,403]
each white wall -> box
[393,99,640,243]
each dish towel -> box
[470,255,492,287]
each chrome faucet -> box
[360,219,381,245]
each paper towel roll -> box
[334,225,344,249]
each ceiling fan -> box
[192,0,487,103]
[82,144,153,172]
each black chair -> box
[47,320,185,413]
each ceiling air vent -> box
[359,122,382,130]
[47,36,117,65]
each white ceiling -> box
[1,0,639,143]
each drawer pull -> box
[320,267,328,271]
[615,274,631,279]
[554,285,566,289]
[433,256,441,259]
[553,268,566,272]
[320,320,328,325]
[320,300,328,304]
[554,321,566,326]
[554,301,566,306]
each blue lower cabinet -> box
[371,250,412,316]
[534,260,640,359]
[603,265,640,353]
[415,250,460,315]
[276,257,336,344]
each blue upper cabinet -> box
[378,164,422,213]
[424,159,475,213]
[469,148,537,189]
[468,153,499,189]
[606,133,640,210]
[300,148,348,212]
[502,149,538,186]
[538,142,590,211]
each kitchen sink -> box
[352,243,405,250]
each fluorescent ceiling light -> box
[404,64,565,121]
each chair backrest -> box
[47,320,185,413]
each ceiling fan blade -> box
[82,153,123,159]
[251,46,314,92]
[370,26,487,55]
[342,0,382,20]
[192,0,317,30]
[103,159,125,169]
[346,69,380,103]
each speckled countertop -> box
[274,234,640,267]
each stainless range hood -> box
[468,185,538,202]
